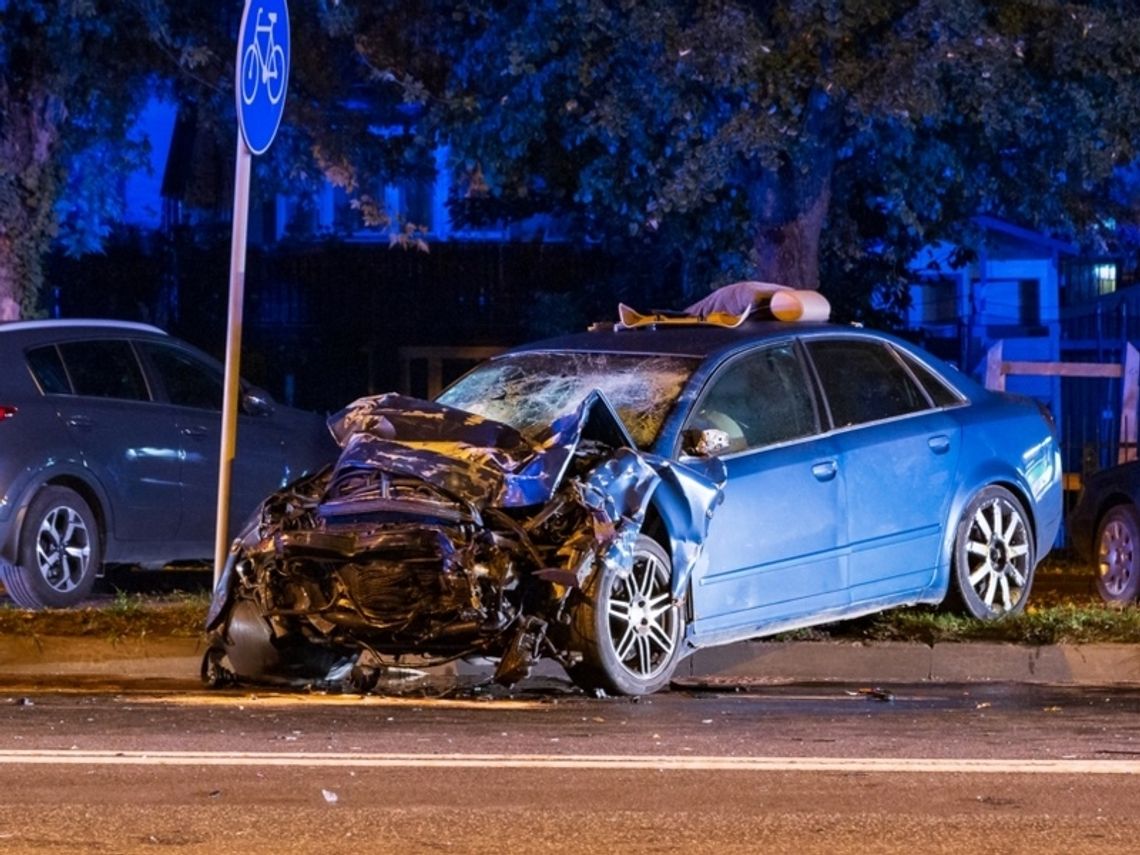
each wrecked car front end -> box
[204,392,723,695]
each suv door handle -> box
[811,460,838,482]
[65,415,94,430]
[180,426,209,439]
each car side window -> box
[57,340,149,401]
[686,342,818,453]
[896,348,962,407]
[25,345,71,394]
[806,338,928,428]
[140,342,224,411]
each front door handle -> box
[180,426,209,439]
[65,415,94,430]
[811,460,838,482]
[928,434,951,454]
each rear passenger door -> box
[29,339,183,541]
[804,337,962,602]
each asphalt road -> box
[1,678,1138,853]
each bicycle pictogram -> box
[240,7,286,106]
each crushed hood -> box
[326,391,639,509]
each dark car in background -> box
[0,319,335,609]
[1068,460,1140,603]
[204,311,1063,696]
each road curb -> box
[2,635,1140,686]
[683,640,1140,686]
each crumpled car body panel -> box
[205,390,724,688]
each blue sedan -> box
[205,316,1062,696]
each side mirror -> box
[242,387,275,417]
[682,428,731,457]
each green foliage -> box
[0,591,209,640]
[344,0,1140,302]
[854,603,1140,645]
[5,1,1140,317]
[0,0,161,312]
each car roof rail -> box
[0,318,169,335]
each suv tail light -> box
[0,406,16,420]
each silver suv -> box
[0,320,335,608]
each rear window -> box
[807,338,929,428]
[57,340,150,401]
[896,348,963,407]
[25,346,71,394]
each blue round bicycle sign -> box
[236,0,290,155]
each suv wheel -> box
[1,486,101,609]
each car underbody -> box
[204,392,723,695]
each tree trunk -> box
[0,80,65,320]
[751,176,831,290]
[748,86,838,291]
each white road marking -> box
[0,750,1135,774]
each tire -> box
[951,485,1035,619]
[567,535,684,696]
[1,486,101,609]
[1094,504,1140,603]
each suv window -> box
[57,340,149,401]
[140,342,224,411]
[686,342,818,454]
[807,338,928,428]
[25,346,71,394]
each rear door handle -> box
[65,415,94,430]
[928,434,951,454]
[180,426,209,439]
[811,460,838,482]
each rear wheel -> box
[568,535,683,696]
[1,486,101,609]
[1095,504,1140,603]
[951,485,1035,619]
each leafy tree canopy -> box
[3,1,1140,322]
[0,0,167,317]
[340,0,1140,314]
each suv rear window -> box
[57,340,150,401]
[25,346,71,394]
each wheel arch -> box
[4,471,110,568]
[934,476,1040,602]
[1092,492,1136,536]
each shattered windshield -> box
[437,351,699,449]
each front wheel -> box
[951,485,1035,619]
[567,535,684,696]
[1095,504,1140,603]
[1,486,101,609]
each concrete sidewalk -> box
[2,633,1139,687]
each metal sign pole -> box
[214,0,289,585]
[213,134,252,585]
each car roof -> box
[506,320,869,359]
[0,318,168,337]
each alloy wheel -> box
[35,505,92,594]
[604,549,679,680]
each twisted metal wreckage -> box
[203,391,725,692]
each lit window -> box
[1094,263,1117,296]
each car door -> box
[686,341,847,640]
[136,340,288,548]
[804,337,963,602]
[47,339,183,542]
